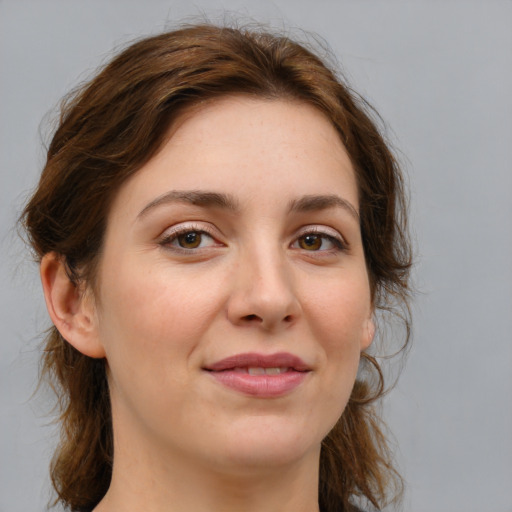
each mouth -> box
[203,352,311,397]
[203,352,311,373]
[220,366,293,375]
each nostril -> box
[237,312,295,328]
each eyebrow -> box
[137,190,359,222]
[288,194,360,221]
[137,190,239,219]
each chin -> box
[208,416,323,471]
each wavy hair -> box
[21,23,412,512]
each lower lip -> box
[206,370,309,397]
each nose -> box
[226,246,301,331]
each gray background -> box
[1,1,511,511]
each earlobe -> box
[361,317,375,351]
[40,252,105,359]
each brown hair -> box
[21,23,412,512]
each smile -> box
[203,352,311,397]
[235,366,289,375]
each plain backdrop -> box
[1,1,511,511]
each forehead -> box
[167,96,347,165]
[109,96,359,220]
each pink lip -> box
[203,352,311,398]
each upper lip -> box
[203,352,311,372]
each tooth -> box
[248,367,266,375]
[265,367,281,375]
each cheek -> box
[97,261,224,364]
[306,274,371,346]
[303,273,371,404]
[95,262,226,425]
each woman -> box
[21,23,411,512]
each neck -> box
[94,423,321,512]
[95,447,321,512]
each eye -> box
[292,230,345,252]
[175,231,209,249]
[160,226,220,251]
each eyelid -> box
[158,222,224,249]
[158,222,347,253]
[293,225,347,249]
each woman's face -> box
[91,96,374,473]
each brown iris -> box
[298,234,322,251]
[177,231,202,249]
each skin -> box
[41,96,375,512]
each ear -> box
[360,316,375,352]
[40,252,105,358]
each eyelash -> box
[158,224,220,253]
[292,227,347,253]
[158,224,347,254]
